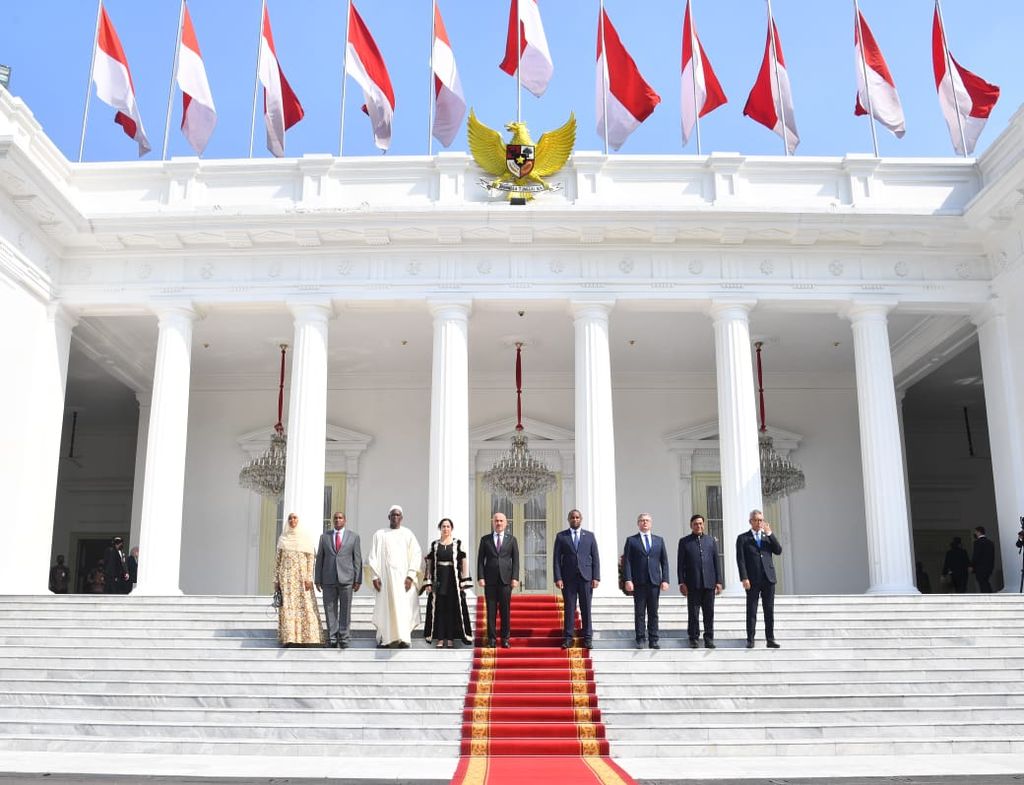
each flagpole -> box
[248,0,266,159]
[428,0,436,155]
[853,0,879,157]
[339,0,353,157]
[688,0,703,156]
[599,0,609,155]
[78,0,104,163]
[764,0,790,156]
[934,0,969,158]
[516,0,522,123]
[161,0,187,160]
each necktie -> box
[755,532,762,548]
[573,530,579,550]
[644,534,651,553]
[496,533,502,551]
[335,531,342,551]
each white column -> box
[5,305,76,594]
[973,301,1024,592]
[846,302,917,594]
[571,301,618,590]
[428,300,471,532]
[282,302,331,548]
[135,305,196,595]
[128,392,151,551]
[709,300,762,594]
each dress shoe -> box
[634,639,645,649]
[649,641,660,650]
[339,641,349,649]
[583,639,593,649]
[486,639,496,648]
[502,640,511,649]
[688,639,698,649]
[396,641,410,649]
[766,640,781,649]
[704,640,716,649]
[561,640,572,649]
[745,640,754,649]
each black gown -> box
[424,539,473,644]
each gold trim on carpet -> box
[460,756,489,784]
[574,705,593,723]
[583,756,631,785]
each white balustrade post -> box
[282,302,332,548]
[708,300,762,594]
[428,300,472,533]
[846,302,917,594]
[973,301,1024,592]
[135,305,196,595]
[571,301,618,591]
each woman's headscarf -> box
[276,519,316,554]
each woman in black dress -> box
[423,518,473,648]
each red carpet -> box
[450,595,636,785]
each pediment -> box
[664,420,803,450]
[237,422,372,456]
[471,417,573,443]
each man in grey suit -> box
[736,509,783,649]
[315,512,362,649]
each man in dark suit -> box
[315,511,363,649]
[622,513,670,649]
[477,512,519,648]
[554,509,600,649]
[736,509,783,649]
[103,537,131,594]
[971,525,996,593]
[677,514,722,649]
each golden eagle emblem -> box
[468,109,576,202]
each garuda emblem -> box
[468,109,576,202]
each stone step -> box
[605,737,1024,757]
[0,690,483,710]
[0,705,467,725]
[598,692,1024,709]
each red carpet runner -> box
[450,595,636,785]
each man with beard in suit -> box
[477,512,519,648]
[736,509,783,649]
[315,512,362,649]
[622,513,670,649]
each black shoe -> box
[485,639,496,648]
[561,640,572,649]
[766,640,781,649]
[583,639,593,649]
[634,639,645,649]
[688,639,698,649]
[396,641,410,649]
[339,640,349,649]
[745,640,754,649]
[704,640,716,649]
[649,642,660,650]
[502,640,511,649]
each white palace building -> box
[3,86,1024,600]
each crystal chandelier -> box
[239,345,288,498]
[482,343,557,504]
[755,341,805,502]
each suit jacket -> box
[735,530,782,585]
[477,532,519,586]
[553,528,600,584]
[972,536,996,577]
[314,528,362,586]
[622,532,669,586]
[677,534,721,590]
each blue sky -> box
[2,1,1020,162]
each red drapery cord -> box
[755,341,767,433]
[515,343,524,432]
[274,344,287,435]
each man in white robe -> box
[367,505,423,648]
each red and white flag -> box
[743,14,799,154]
[681,0,727,146]
[346,2,396,152]
[257,3,303,158]
[854,10,904,138]
[500,0,553,97]
[932,5,999,155]
[431,3,465,148]
[176,4,216,155]
[596,9,661,151]
[92,4,150,156]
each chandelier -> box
[755,341,805,502]
[239,344,288,498]
[482,343,557,504]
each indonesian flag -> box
[92,5,150,156]
[681,0,727,146]
[431,3,465,148]
[346,3,396,152]
[500,0,553,98]
[596,9,661,152]
[932,6,1000,156]
[854,10,904,138]
[176,4,217,155]
[257,3,304,158]
[743,14,799,154]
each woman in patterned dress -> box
[275,513,324,646]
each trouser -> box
[745,580,776,642]
[977,573,993,593]
[686,587,715,641]
[562,577,593,640]
[485,583,512,643]
[322,583,354,643]
[632,583,661,642]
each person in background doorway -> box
[942,537,970,593]
[970,526,996,593]
[103,537,131,594]
[49,555,69,594]
[126,547,139,593]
